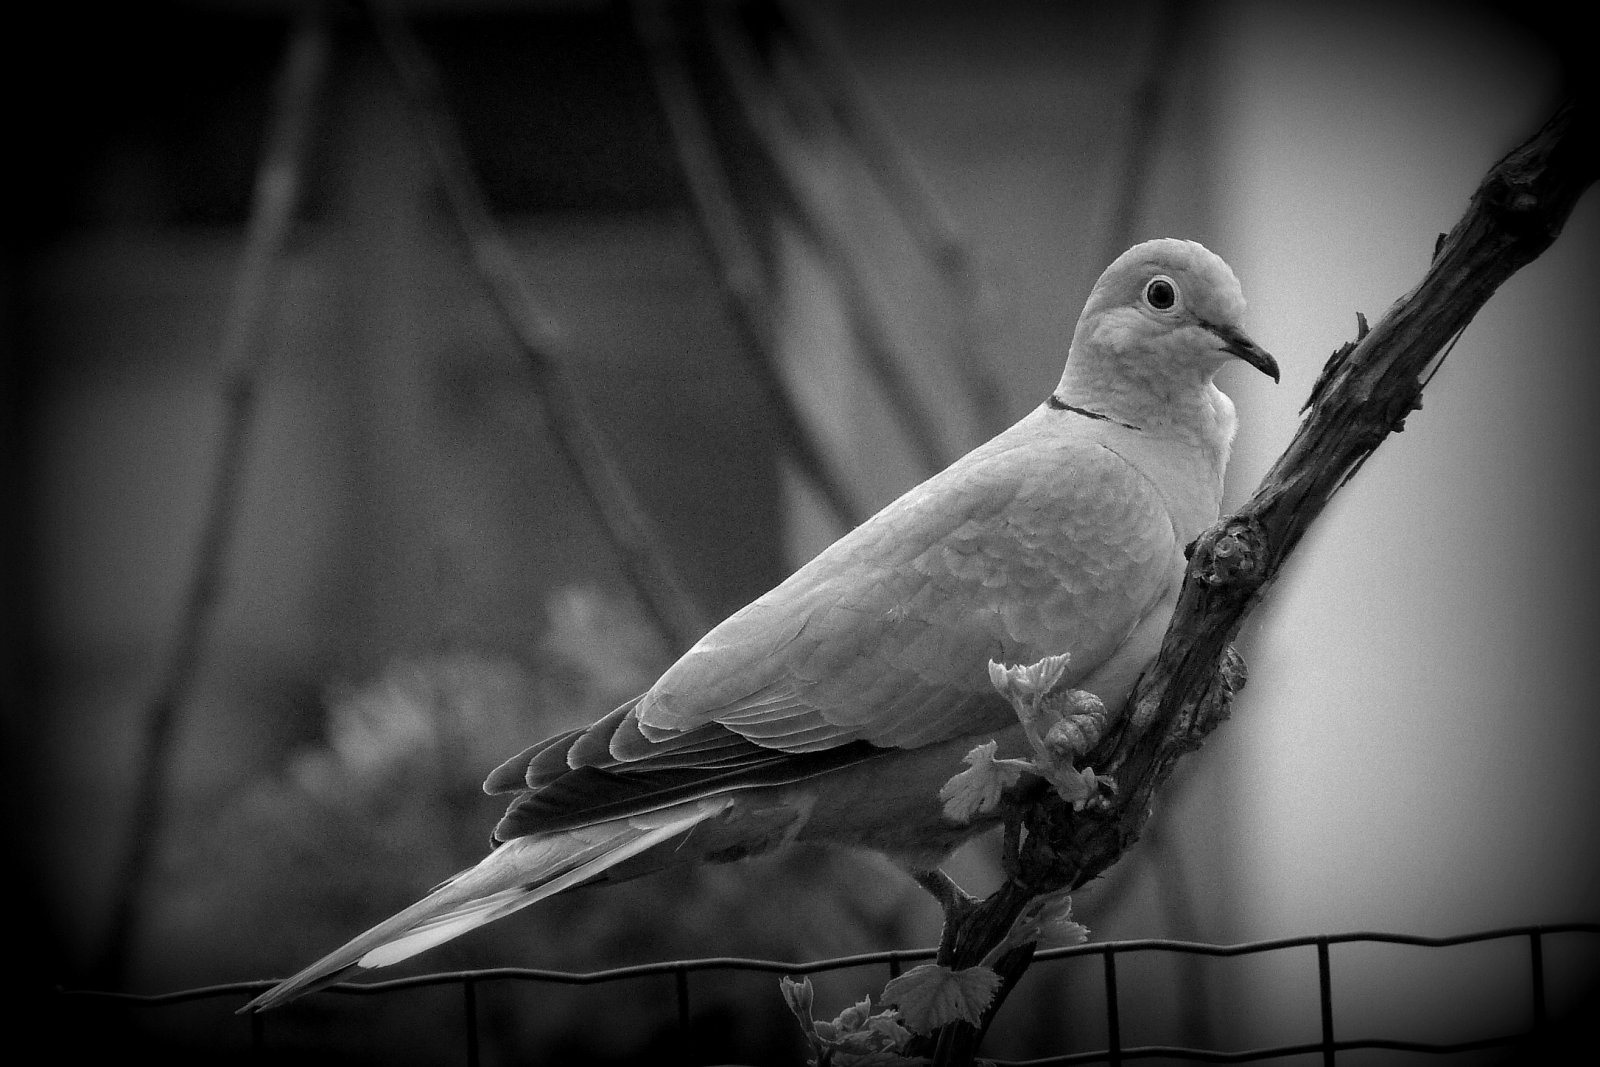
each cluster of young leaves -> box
[938,654,1115,823]
[780,966,1000,1064]
[783,653,1101,1062]
[781,893,1088,1063]
[781,976,920,1066]
[780,965,1010,1064]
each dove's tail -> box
[240,796,730,1012]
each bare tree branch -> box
[1099,0,1187,267]
[770,0,1006,436]
[917,97,1599,1065]
[368,3,711,652]
[701,3,953,475]
[631,0,866,532]
[98,7,332,985]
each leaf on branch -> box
[1037,689,1108,759]
[986,653,1072,705]
[989,654,1113,793]
[1041,763,1116,811]
[938,741,1032,822]
[780,975,815,1032]
[881,963,1003,1034]
[781,976,922,1065]
[942,657,1115,821]
[985,888,1090,966]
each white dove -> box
[244,237,1277,1011]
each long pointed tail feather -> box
[240,797,730,1012]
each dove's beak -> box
[1205,321,1279,383]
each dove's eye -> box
[1144,277,1178,311]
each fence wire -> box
[54,923,1599,1065]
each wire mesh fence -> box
[54,923,1599,1065]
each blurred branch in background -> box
[1098,0,1186,267]
[98,6,332,987]
[770,0,1004,437]
[631,0,866,531]
[700,1,955,476]
[367,1,710,652]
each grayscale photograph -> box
[10,1,1595,1064]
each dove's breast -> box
[901,432,1177,677]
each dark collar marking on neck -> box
[1047,394,1143,431]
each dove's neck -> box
[1053,354,1237,542]
[1054,353,1237,468]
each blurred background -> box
[7,0,1595,1063]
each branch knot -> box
[1193,519,1267,590]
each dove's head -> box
[1058,239,1277,428]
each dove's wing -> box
[641,421,1177,748]
[487,416,1178,838]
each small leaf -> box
[987,653,1072,705]
[938,742,1029,822]
[833,1024,897,1057]
[780,976,826,1061]
[862,1013,913,1050]
[985,889,1091,966]
[881,963,1003,1034]
[1037,689,1108,758]
[780,975,815,1027]
[1020,889,1089,948]
[1044,764,1114,809]
[834,995,876,1034]
[796,989,918,1064]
